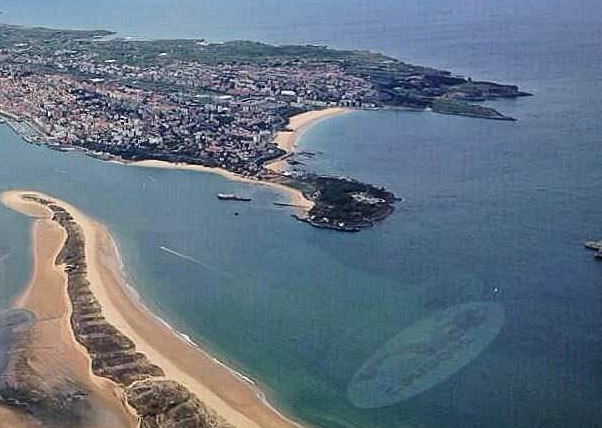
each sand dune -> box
[2,190,308,428]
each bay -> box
[0,1,601,427]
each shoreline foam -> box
[106,230,306,428]
[2,190,310,428]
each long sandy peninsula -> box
[1,192,136,428]
[1,190,309,428]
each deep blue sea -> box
[0,1,601,427]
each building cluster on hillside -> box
[0,45,380,175]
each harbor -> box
[0,110,49,146]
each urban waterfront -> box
[0,1,601,427]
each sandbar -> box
[2,190,309,428]
[1,191,135,428]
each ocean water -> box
[0,1,601,428]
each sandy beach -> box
[266,108,351,173]
[0,406,41,428]
[124,108,351,210]
[1,191,135,428]
[126,159,313,210]
[2,190,309,428]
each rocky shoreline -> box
[0,109,397,233]
[276,174,398,232]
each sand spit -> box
[1,191,309,428]
[0,192,135,428]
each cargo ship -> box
[217,194,252,202]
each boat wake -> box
[111,241,299,427]
[0,248,10,266]
[159,246,201,264]
[159,246,236,278]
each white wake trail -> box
[159,246,201,264]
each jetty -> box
[273,202,307,208]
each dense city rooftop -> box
[0,23,530,230]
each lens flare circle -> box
[348,302,504,408]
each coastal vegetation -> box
[431,98,515,120]
[279,175,397,231]
[0,194,235,428]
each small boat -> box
[584,240,602,260]
[217,193,252,202]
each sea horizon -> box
[0,2,601,427]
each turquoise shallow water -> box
[0,1,601,427]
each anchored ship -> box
[217,194,252,202]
